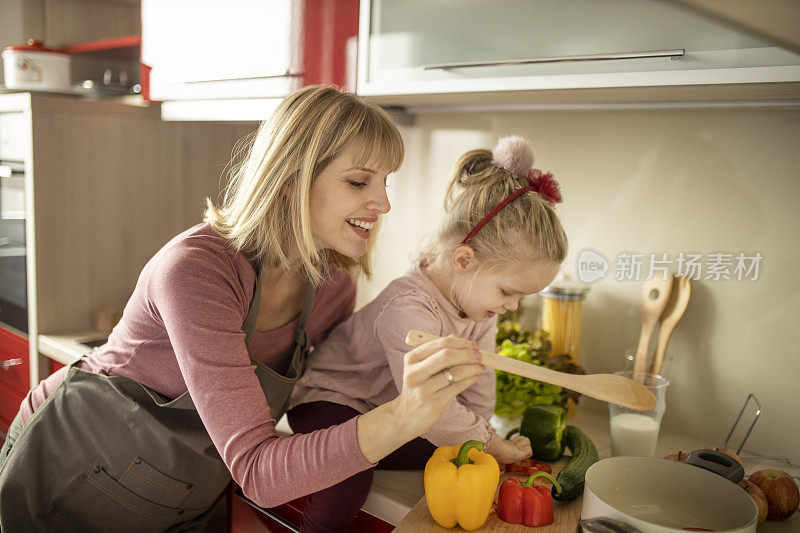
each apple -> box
[748,469,799,520]
[743,480,768,525]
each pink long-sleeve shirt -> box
[18,223,376,507]
[288,263,497,447]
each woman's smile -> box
[346,217,376,240]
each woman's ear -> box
[451,245,477,274]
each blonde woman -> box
[0,86,484,532]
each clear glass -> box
[609,370,669,457]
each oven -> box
[0,159,27,333]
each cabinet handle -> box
[422,49,685,70]
[183,71,304,84]
[1,358,23,370]
[0,165,24,178]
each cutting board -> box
[394,456,582,532]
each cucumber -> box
[552,425,598,501]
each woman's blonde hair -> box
[425,148,568,270]
[205,85,403,284]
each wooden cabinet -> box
[356,0,800,107]
[0,92,256,390]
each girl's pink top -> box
[18,223,376,507]
[289,263,497,446]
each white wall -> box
[358,107,800,460]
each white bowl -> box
[582,456,758,532]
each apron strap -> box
[293,280,316,351]
[241,261,263,347]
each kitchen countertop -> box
[394,408,800,531]
[38,332,106,365]
[38,335,799,529]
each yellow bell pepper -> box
[424,440,500,531]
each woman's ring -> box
[443,368,455,384]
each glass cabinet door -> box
[358,0,800,94]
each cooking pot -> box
[2,39,70,92]
[581,450,758,532]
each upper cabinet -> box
[356,0,800,107]
[142,0,302,101]
[141,0,358,120]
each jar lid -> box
[2,39,69,55]
[540,281,590,301]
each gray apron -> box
[0,265,316,532]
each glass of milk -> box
[609,371,670,457]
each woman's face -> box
[309,143,392,258]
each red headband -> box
[461,169,562,245]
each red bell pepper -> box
[496,471,562,527]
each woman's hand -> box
[394,335,485,438]
[357,336,485,463]
[485,433,533,465]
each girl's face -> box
[454,259,560,322]
[309,143,392,258]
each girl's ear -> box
[451,245,477,273]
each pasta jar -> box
[539,282,590,363]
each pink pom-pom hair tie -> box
[461,137,562,245]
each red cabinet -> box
[0,326,28,435]
[49,360,65,374]
[0,380,25,436]
[230,489,395,533]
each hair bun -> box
[492,136,534,178]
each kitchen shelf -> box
[57,35,141,60]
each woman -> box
[0,85,485,532]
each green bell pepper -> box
[508,405,566,461]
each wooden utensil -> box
[406,330,656,411]
[632,276,673,376]
[649,275,691,376]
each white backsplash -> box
[357,107,800,460]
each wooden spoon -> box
[632,276,673,376]
[406,330,656,411]
[649,275,691,376]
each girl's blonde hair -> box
[426,148,568,270]
[205,85,404,284]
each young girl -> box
[287,136,568,532]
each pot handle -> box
[685,449,744,483]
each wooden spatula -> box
[649,275,691,376]
[632,276,673,376]
[406,330,656,411]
